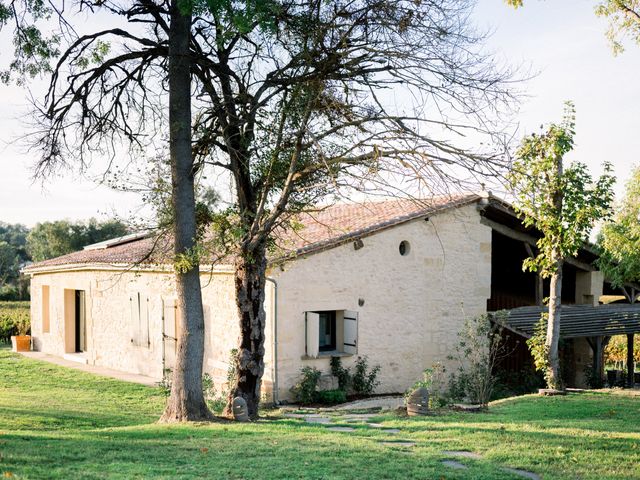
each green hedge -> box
[0,301,30,343]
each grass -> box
[1,349,639,479]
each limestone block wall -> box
[270,204,492,401]
[29,267,270,397]
[29,269,175,379]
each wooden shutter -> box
[163,299,177,369]
[343,310,358,355]
[305,311,320,358]
[140,296,150,347]
[129,293,140,346]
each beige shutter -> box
[305,311,320,358]
[343,310,358,355]
[140,296,150,347]
[163,299,177,369]
[130,294,140,346]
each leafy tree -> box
[506,1,640,54]
[598,165,640,302]
[509,102,615,390]
[1,0,517,420]
[0,242,20,285]
[605,334,640,366]
[26,219,129,262]
[0,223,29,297]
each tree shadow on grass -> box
[0,426,520,480]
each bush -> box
[316,389,347,405]
[0,301,30,342]
[492,367,545,400]
[407,363,449,408]
[159,349,238,414]
[352,356,381,396]
[330,356,351,391]
[291,366,321,404]
[447,312,514,406]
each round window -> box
[399,240,410,256]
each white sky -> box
[0,0,638,226]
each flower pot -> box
[11,335,31,352]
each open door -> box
[75,290,86,353]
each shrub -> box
[159,351,235,414]
[492,367,545,400]
[291,366,321,404]
[351,356,381,396]
[447,312,514,406]
[407,363,449,408]
[316,389,347,405]
[0,301,30,342]
[330,356,351,391]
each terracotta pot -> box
[11,335,31,352]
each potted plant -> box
[11,317,31,352]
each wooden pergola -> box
[496,304,640,387]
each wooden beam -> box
[480,216,596,272]
[627,334,635,388]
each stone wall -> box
[270,203,493,401]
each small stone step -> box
[452,404,485,412]
[379,441,416,447]
[442,450,483,460]
[326,426,355,432]
[442,460,467,469]
[305,416,331,424]
[503,467,541,480]
[538,389,567,396]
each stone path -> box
[18,351,159,386]
[282,409,541,479]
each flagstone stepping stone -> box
[283,413,308,419]
[442,450,483,460]
[305,416,332,424]
[503,468,541,480]
[327,426,356,432]
[380,428,400,434]
[379,441,416,447]
[442,460,468,470]
[342,414,377,422]
[367,423,385,428]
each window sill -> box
[301,351,353,360]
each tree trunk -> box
[225,246,268,420]
[546,258,564,390]
[160,0,211,423]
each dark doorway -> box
[75,290,86,353]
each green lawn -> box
[1,349,639,479]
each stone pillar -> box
[575,271,604,306]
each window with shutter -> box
[304,309,358,357]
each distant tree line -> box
[0,219,128,300]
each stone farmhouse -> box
[24,192,634,401]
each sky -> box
[0,0,638,227]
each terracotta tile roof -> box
[277,193,480,256]
[24,193,480,272]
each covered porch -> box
[498,304,640,388]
